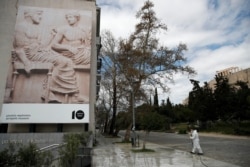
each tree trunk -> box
[143,131,149,149]
[109,65,117,135]
[114,128,120,137]
[103,111,109,134]
[124,124,132,142]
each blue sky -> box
[96,0,250,104]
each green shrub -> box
[59,132,91,167]
[178,129,187,134]
[132,148,155,153]
[234,126,250,135]
[0,142,53,167]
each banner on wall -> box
[0,104,89,123]
[1,6,92,123]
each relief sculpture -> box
[52,12,91,66]
[4,6,92,104]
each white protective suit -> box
[190,129,203,154]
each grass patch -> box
[169,121,250,136]
[172,123,188,134]
[178,129,187,134]
[131,148,155,153]
[103,135,120,138]
[204,121,250,136]
[114,141,131,144]
[173,123,188,129]
[204,123,234,134]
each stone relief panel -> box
[4,6,92,104]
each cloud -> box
[98,0,144,38]
[97,0,250,104]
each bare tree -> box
[99,30,130,135]
[99,0,196,137]
[118,0,195,94]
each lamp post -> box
[132,89,135,132]
[131,88,136,147]
[131,80,139,147]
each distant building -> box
[208,67,250,90]
[183,67,250,105]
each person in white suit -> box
[189,126,203,155]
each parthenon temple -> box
[216,67,240,77]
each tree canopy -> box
[189,75,250,122]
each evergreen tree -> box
[214,75,236,121]
[188,79,203,120]
[234,81,250,120]
[189,75,250,122]
[202,82,216,120]
[166,97,172,111]
[154,87,159,107]
[188,80,215,122]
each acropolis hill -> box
[182,67,250,104]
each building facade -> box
[0,0,100,138]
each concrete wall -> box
[0,0,98,133]
[228,68,250,87]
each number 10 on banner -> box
[72,110,85,120]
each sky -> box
[96,0,250,104]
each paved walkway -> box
[92,134,240,167]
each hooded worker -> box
[189,126,203,155]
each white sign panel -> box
[1,104,89,123]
